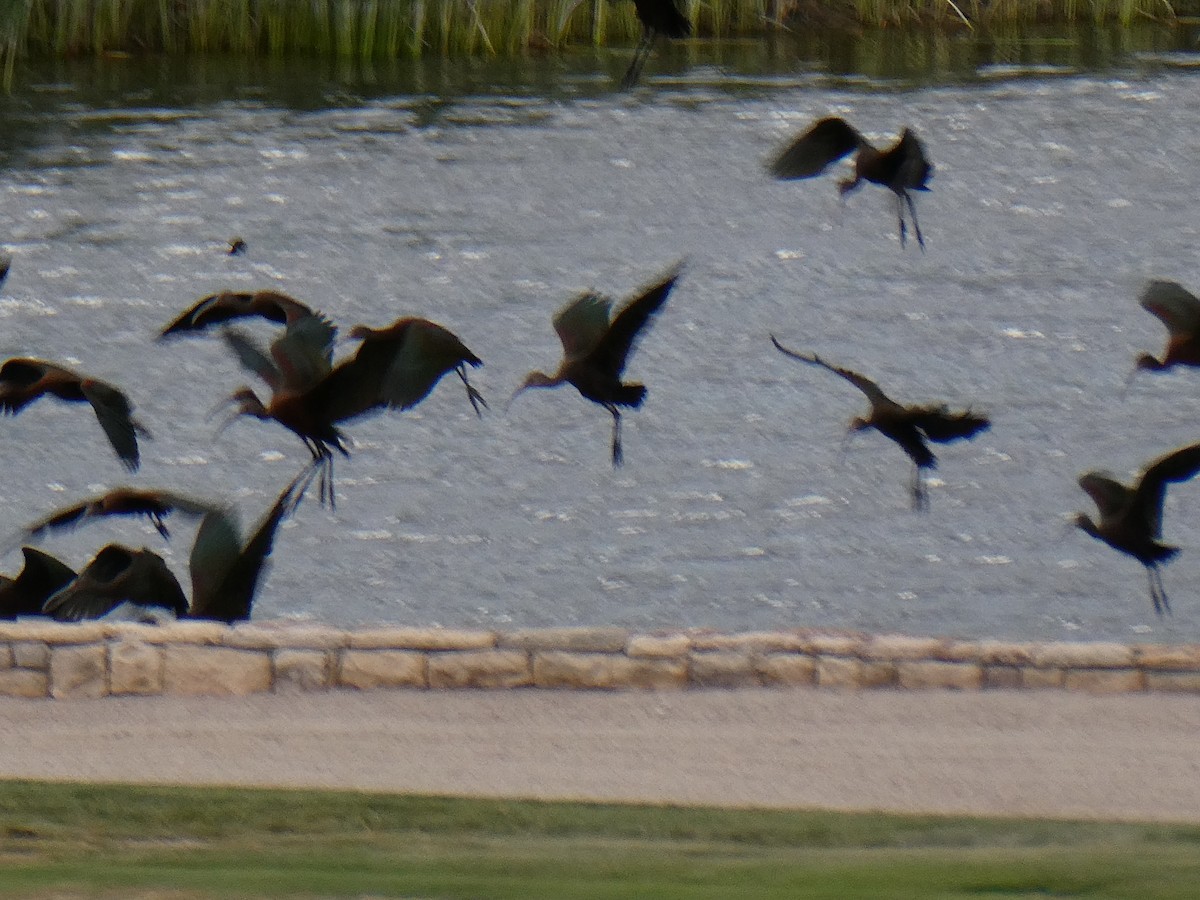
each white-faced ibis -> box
[1133,280,1200,374]
[220,314,485,506]
[0,358,149,471]
[620,0,692,89]
[43,546,187,623]
[159,289,317,338]
[7,488,219,552]
[228,237,247,255]
[39,465,314,624]
[771,337,989,509]
[1074,443,1200,616]
[512,261,683,467]
[769,117,933,250]
[0,547,76,619]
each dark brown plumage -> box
[220,314,484,507]
[0,547,76,619]
[1133,280,1200,374]
[0,358,149,471]
[771,337,990,509]
[43,545,187,623]
[0,252,10,290]
[512,261,683,467]
[227,237,247,255]
[159,289,316,338]
[769,117,933,250]
[1074,443,1200,617]
[621,0,691,89]
[9,488,218,550]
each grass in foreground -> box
[1,780,1200,898]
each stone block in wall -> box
[626,634,690,658]
[1032,642,1133,669]
[429,649,531,689]
[347,628,495,651]
[982,665,1021,689]
[338,650,427,689]
[689,652,760,687]
[49,644,108,699]
[273,650,332,691]
[862,635,947,661]
[0,644,11,669]
[756,653,816,686]
[816,656,861,688]
[897,660,982,690]
[533,651,685,689]
[109,641,164,695]
[1064,669,1143,694]
[946,640,1036,666]
[690,631,807,653]
[12,642,49,670]
[1145,671,1200,693]
[1021,667,1064,689]
[0,668,47,698]
[499,628,629,653]
[163,646,272,695]
[1134,645,1200,671]
[134,621,229,646]
[805,634,864,656]
[0,622,107,644]
[226,626,347,651]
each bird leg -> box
[895,193,909,248]
[911,465,930,512]
[1148,565,1171,617]
[150,513,170,540]
[607,403,624,467]
[457,365,488,417]
[303,440,336,510]
[620,30,656,90]
[903,191,926,252]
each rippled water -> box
[3,37,1200,641]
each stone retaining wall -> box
[4,621,1200,699]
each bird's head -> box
[211,387,268,436]
[847,416,872,434]
[1134,353,1166,374]
[1072,512,1099,540]
[507,371,559,411]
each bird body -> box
[221,314,484,505]
[160,289,317,338]
[0,252,10,290]
[621,0,691,88]
[43,545,187,623]
[514,261,683,466]
[1134,280,1200,373]
[769,117,932,250]
[771,337,989,509]
[1075,442,1200,616]
[0,547,76,619]
[0,358,148,471]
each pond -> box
[2,24,1200,641]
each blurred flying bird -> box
[1074,442,1200,616]
[159,290,318,338]
[0,252,10,290]
[512,261,683,467]
[43,545,187,623]
[769,117,933,250]
[1133,280,1200,375]
[771,337,989,509]
[227,237,247,255]
[0,547,76,619]
[620,0,692,89]
[0,358,149,471]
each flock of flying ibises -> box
[0,16,1198,625]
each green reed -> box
[0,0,1187,90]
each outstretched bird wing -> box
[377,320,483,411]
[270,314,337,389]
[768,117,861,180]
[909,407,990,443]
[159,290,315,338]
[0,358,55,414]
[80,379,146,472]
[44,546,186,622]
[223,328,283,391]
[0,547,76,619]
[892,128,933,191]
[770,338,897,409]
[553,292,614,362]
[1139,281,1200,338]
[1132,442,1200,537]
[586,261,683,379]
[13,489,217,548]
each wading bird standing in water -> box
[769,117,933,250]
[620,0,692,89]
[219,314,485,507]
[1132,280,1200,375]
[771,337,989,509]
[0,358,149,471]
[1074,443,1200,617]
[512,261,683,467]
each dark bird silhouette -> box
[771,337,989,509]
[7,488,218,552]
[220,314,485,507]
[39,465,314,624]
[512,261,683,467]
[0,358,150,471]
[1074,443,1200,617]
[769,117,933,250]
[227,237,247,255]
[0,547,76,619]
[1133,280,1200,374]
[620,0,692,89]
[0,252,10,290]
[43,546,188,623]
[159,289,317,338]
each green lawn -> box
[1,780,1198,898]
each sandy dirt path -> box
[3,688,1198,822]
